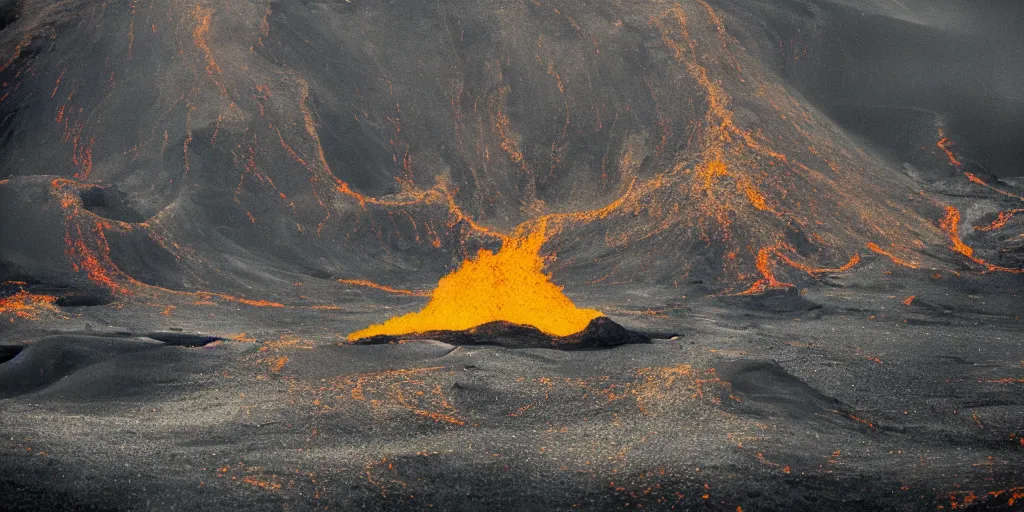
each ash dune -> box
[0,0,1022,510]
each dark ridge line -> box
[2,331,222,350]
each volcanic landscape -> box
[0,0,1022,510]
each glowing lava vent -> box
[347,226,602,341]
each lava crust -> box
[351,316,656,350]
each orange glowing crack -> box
[268,356,288,373]
[939,206,1023,274]
[866,242,920,269]
[974,209,1023,232]
[492,85,530,172]
[241,476,282,491]
[735,244,795,295]
[964,172,1024,202]
[276,83,484,243]
[845,413,876,429]
[51,179,143,295]
[531,177,638,235]
[51,69,66,98]
[982,377,1024,384]
[193,292,286,308]
[394,383,466,426]
[0,34,31,74]
[50,165,348,306]
[946,487,1024,510]
[778,252,861,276]
[939,206,978,263]
[936,129,962,168]
[337,279,429,297]
[65,221,135,296]
[442,188,510,242]
[57,180,296,302]
[191,5,228,96]
[127,0,136,61]
[347,220,601,340]
[254,6,272,50]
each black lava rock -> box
[352,316,653,350]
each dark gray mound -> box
[719,360,843,417]
[0,335,165,398]
[351,316,654,350]
[0,334,224,400]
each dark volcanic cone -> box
[351,316,654,350]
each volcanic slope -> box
[0,0,1000,310]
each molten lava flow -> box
[939,206,982,263]
[938,206,1024,274]
[975,209,1023,232]
[964,172,1024,202]
[936,129,963,168]
[347,223,602,340]
[736,244,795,295]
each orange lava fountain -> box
[347,223,602,340]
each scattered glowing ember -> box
[348,223,602,340]
[0,291,60,320]
[866,242,920,269]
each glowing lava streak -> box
[938,206,1024,274]
[936,129,962,168]
[347,222,602,340]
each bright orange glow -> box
[736,243,794,295]
[939,206,1024,274]
[866,242,919,269]
[964,172,1024,202]
[974,209,1023,232]
[337,279,430,297]
[939,206,977,260]
[0,291,60,320]
[348,223,602,340]
[779,252,861,275]
[936,130,962,168]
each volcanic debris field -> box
[1,0,1023,510]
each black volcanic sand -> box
[1,265,1023,511]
